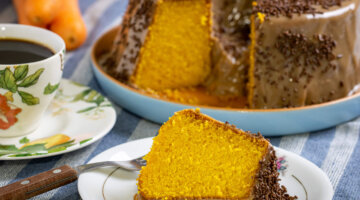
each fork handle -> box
[0,165,77,200]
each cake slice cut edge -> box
[135,109,297,200]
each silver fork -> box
[0,156,147,200]
[76,156,147,173]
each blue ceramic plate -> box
[91,28,360,136]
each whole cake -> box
[135,109,297,199]
[103,0,360,109]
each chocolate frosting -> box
[204,0,252,97]
[103,0,156,82]
[254,0,346,17]
[250,0,360,108]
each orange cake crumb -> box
[132,0,212,90]
[137,109,269,199]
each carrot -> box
[12,0,36,26]
[50,0,87,50]
[23,0,61,27]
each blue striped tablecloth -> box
[0,0,359,199]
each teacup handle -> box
[0,165,77,200]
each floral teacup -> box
[0,24,65,137]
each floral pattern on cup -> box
[0,24,65,137]
[0,65,59,130]
[0,94,22,129]
[0,65,44,105]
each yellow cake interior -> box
[132,0,212,90]
[138,109,269,199]
[131,0,263,108]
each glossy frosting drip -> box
[204,0,252,97]
[211,0,252,59]
[250,0,360,108]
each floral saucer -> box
[0,79,116,160]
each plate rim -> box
[0,78,117,160]
[78,137,334,200]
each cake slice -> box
[107,0,212,91]
[135,109,297,199]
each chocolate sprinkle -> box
[254,0,345,18]
[102,0,155,82]
[276,30,337,71]
[252,29,339,108]
[253,146,298,200]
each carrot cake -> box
[104,0,360,109]
[135,109,297,200]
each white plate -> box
[0,79,116,160]
[78,137,333,200]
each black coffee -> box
[0,39,54,64]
